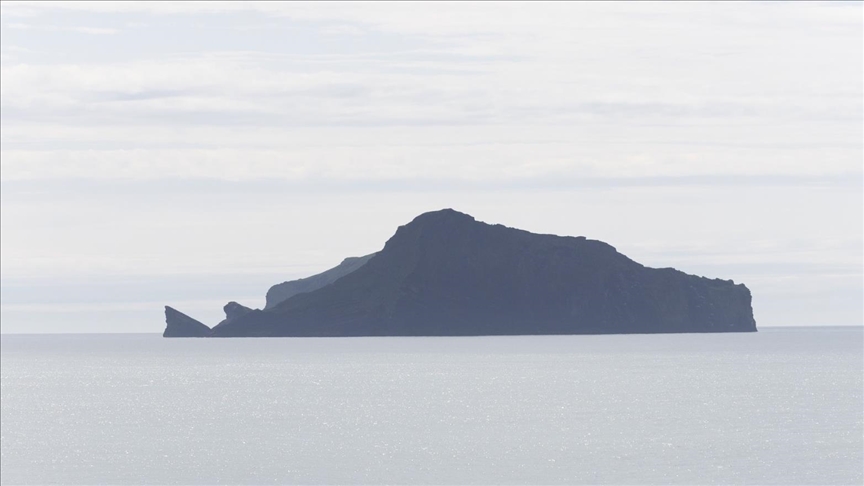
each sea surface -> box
[1,327,862,485]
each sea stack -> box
[163,306,212,337]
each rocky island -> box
[163,209,756,337]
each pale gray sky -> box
[1,1,861,332]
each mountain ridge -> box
[265,253,376,309]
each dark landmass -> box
[163,306,211,337]
[265,254,376,309]
[214,301,253,328]
[163,254,374,338]
[164,208,756,337]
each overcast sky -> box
[1,1,861,333]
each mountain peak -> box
[408,208,476,226]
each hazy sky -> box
[1,1,861,333]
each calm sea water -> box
[1,328,861,485]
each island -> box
[163,208,756,337]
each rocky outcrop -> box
[162,256,375,337]
[163,306,212,337]
[207,209,757,337]
[213,301,253,328]
[264,253,376,309]
[224,301,252,320]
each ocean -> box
[1,327,861,485]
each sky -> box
[1,1,861,333]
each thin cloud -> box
[3,22,118,34]
[69,26,118,35]
[0,2,860,331]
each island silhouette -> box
[164,209,756,337]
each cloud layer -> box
[1,2,861,332]
[2,2,861,182]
